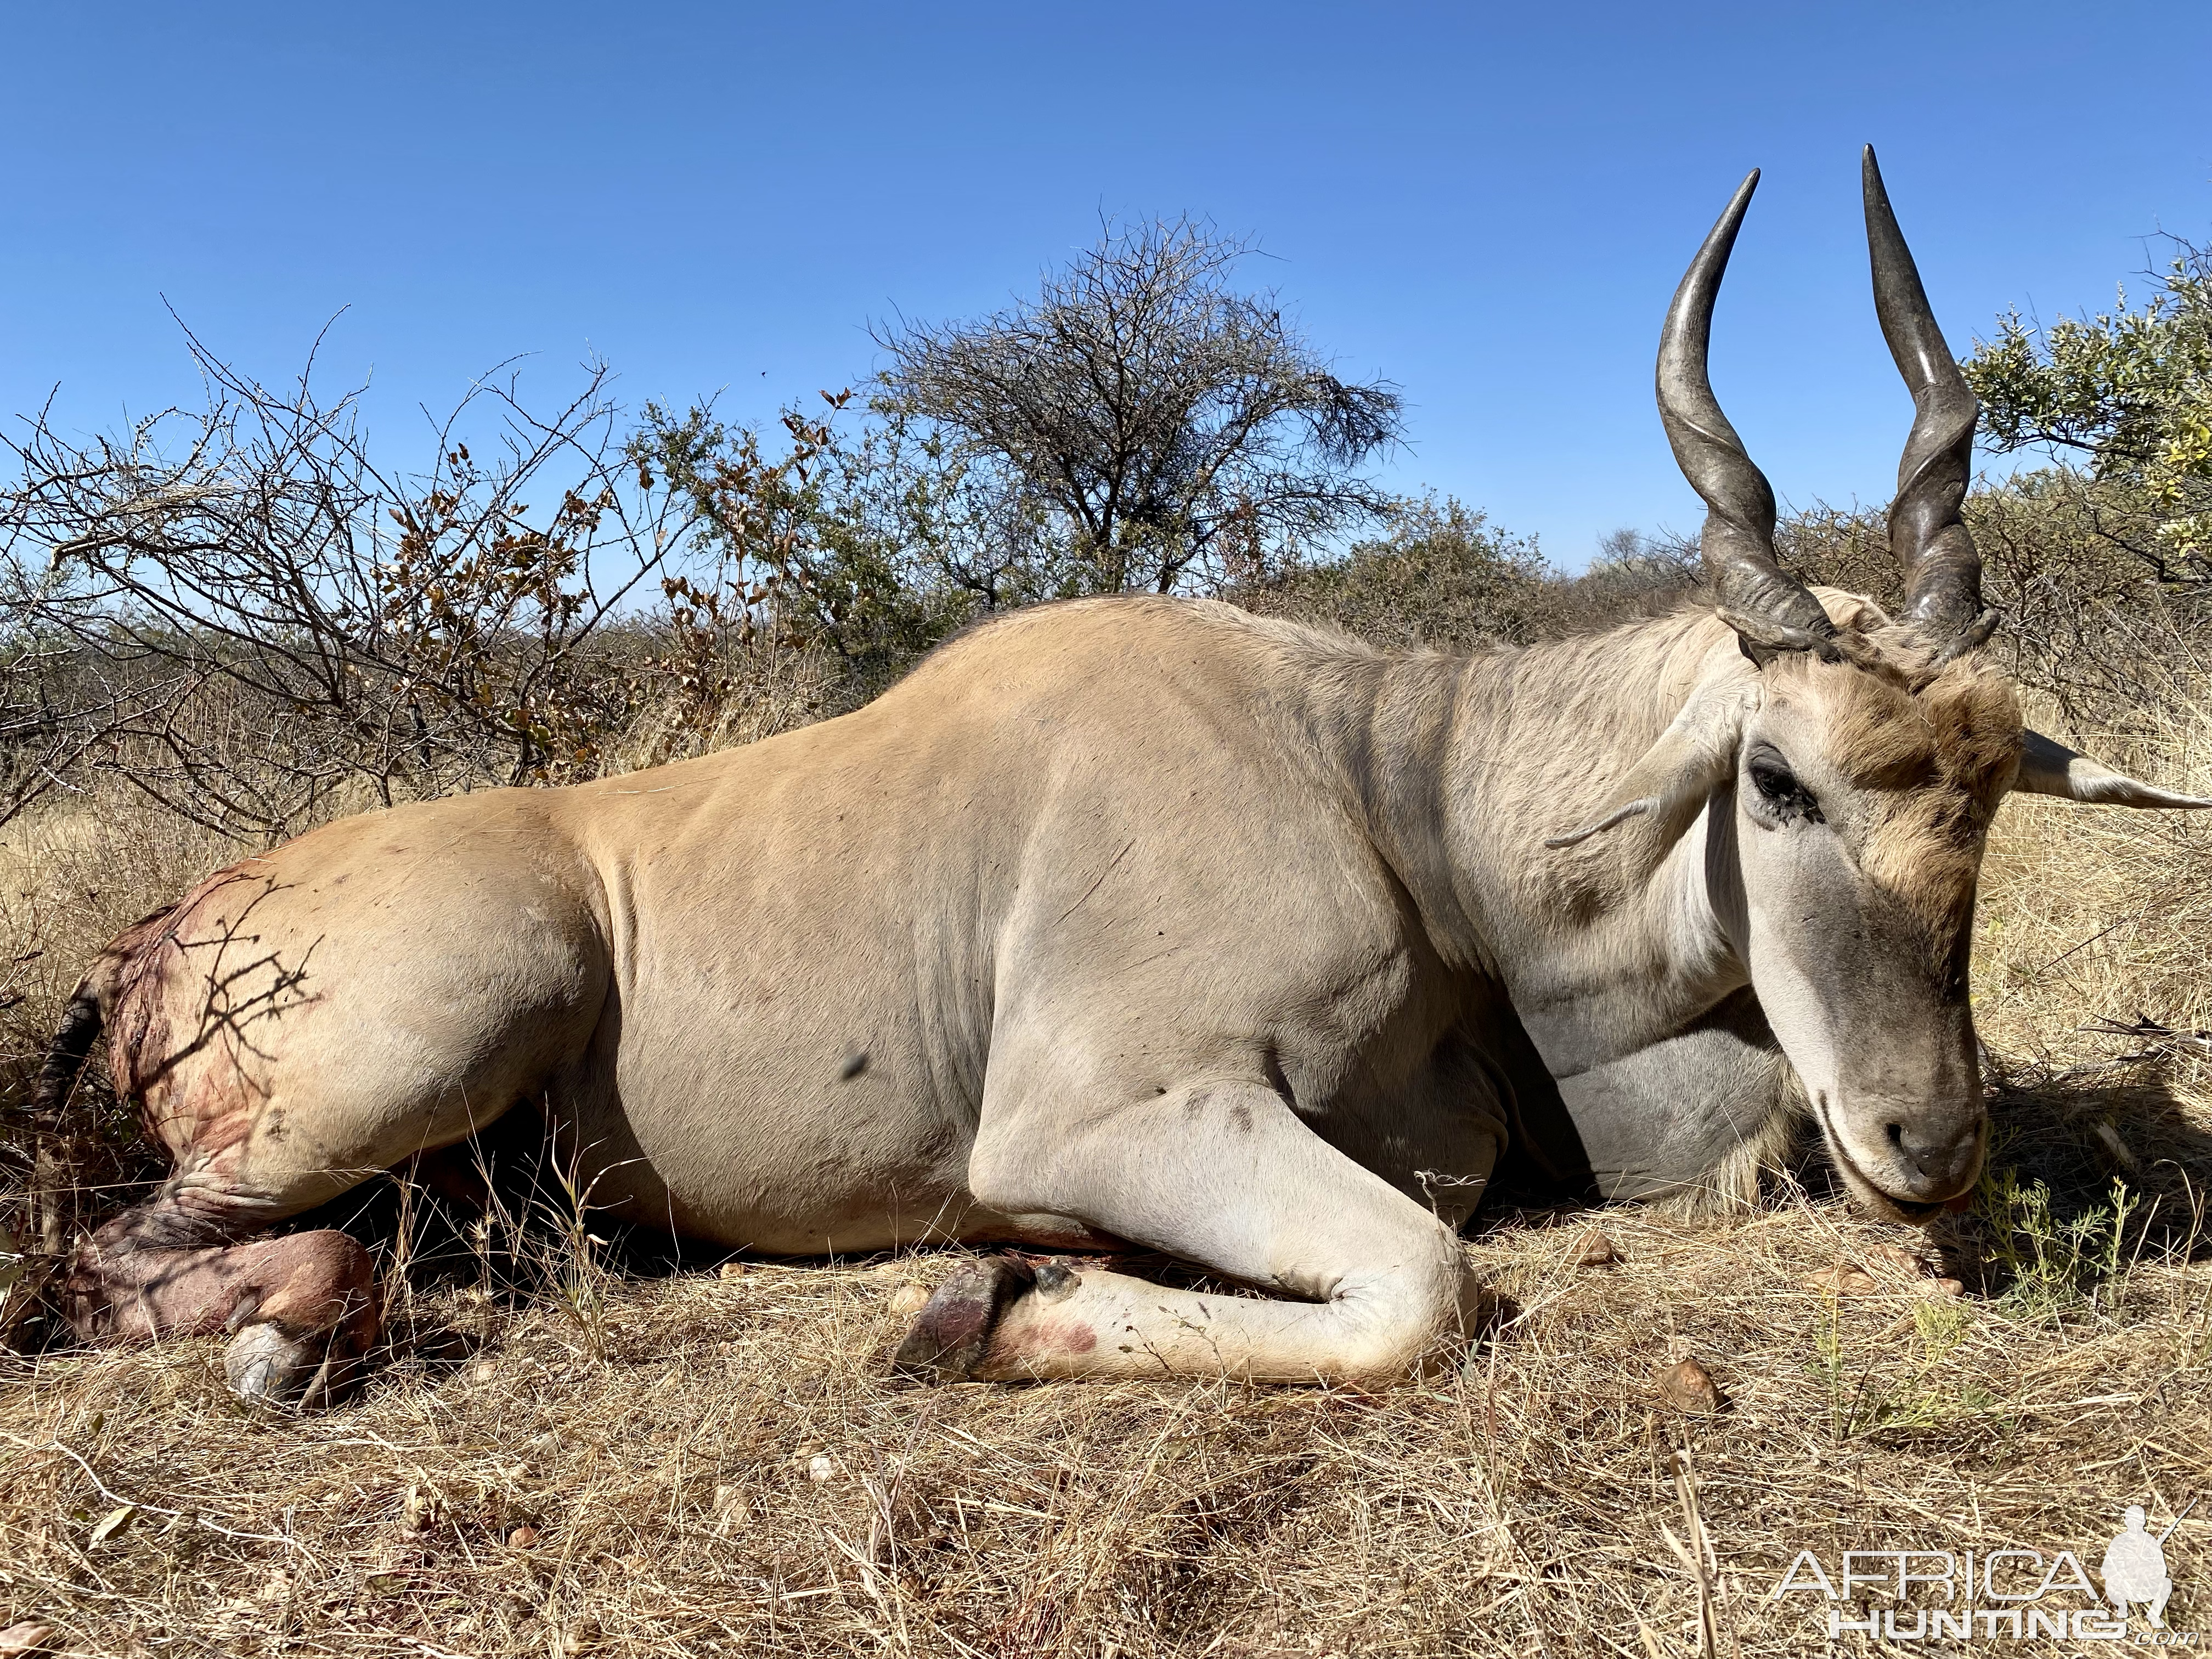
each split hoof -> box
[224,1321,314,1405]
[222,1318,365,1409]
[889,1255,1035,1381]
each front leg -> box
[1552,988,1798,1206]
[898,1074,1493,1385]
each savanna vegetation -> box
[1,217,2210,1658]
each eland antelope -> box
[37,149,2208,1404]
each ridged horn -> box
[1658,169,1838,658]
[1864,145,1988,646]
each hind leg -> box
[69,837,612,1402]
[66,1172,380,1407]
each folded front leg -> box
[900,1077,1489,1385]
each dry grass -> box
[2,1191,2205,1657]
[1976,678,2212,1065]
[3,672,2212,1657]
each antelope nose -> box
[1884,1114,1984,1195]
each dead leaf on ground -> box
[1658,1357,1722,1414]
[1574,1229,1619,1268]
[86,1504,135,1547]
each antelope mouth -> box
[1810,1094,1974,1223]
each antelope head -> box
[1553,150,2211,1222]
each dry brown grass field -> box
[2,656,2209,1658]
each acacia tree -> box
[874,216,1405,595]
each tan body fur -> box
[53,597,1791,1390]
[127,597,1560,1244]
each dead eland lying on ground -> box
[29,148,2210,1405]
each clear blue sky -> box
[5,2,2208,566]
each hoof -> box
[222,1317,365,1409]
[224,1321,312,1406]
[889,1255,1035,1381]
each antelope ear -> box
[2015,729,2212,809]
[1546,682,1754,848]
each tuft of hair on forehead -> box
[1768,617,2025,961]
[1774,617,2024,805]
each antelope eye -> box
[1747,753,1822,823]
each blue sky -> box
[4,2,2208,566]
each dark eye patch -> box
[1747,749,1823,824]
